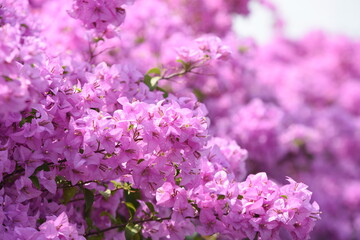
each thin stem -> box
[84,216,199,237]
[84,216,172,237]
[57,180,100,189]
[160,57,210,81]
[0,167,24,189]
[161,69,189,80]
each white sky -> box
[234,0,360,43]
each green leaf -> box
[19,108,39,127]
[90,108,100,112]
[175,177,182,185]
[100,211,118,224]
[137,158,145,164]
[123,182,133,192]
[150,76,161,87]
[93,37,105,43]
[30,176,40,189]
[238,46,248,54]
[176,59,186,65]
[84,188,95,214]
[99,189,112,200]
[86,216,94,229]
[191,202,200,212]
[88,235,103,240]
[143,74,152,88]
[20,23,29,29]
[85,216,103,237]
[280,195,288,199]
[100,211,127,227]
[217,194,226,200]
[55,175,67,184]
[155,86,169,98]
[115,213,127,226]
[174,167,180,177]
[124,202,137,221]
[19,116,34,127]
[33,163,50,174]
[74,86,82,93]
[110,180,123,189]
[146,67,161,75]
[293,138,305,147]
[124,186,141,209]
[128,124,135,131]
[143,73,163,91]
[30,108,38,116]
[176,59,192,71]
[62,186,78,204]
[145,201,156,215]
[193,88,205,102]
[135,36,145,44]
[2,75,13,82]
[185,233,203,240]
[111,181,131,192]
[125,223,141,240]
[36,218,46,225]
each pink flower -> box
[15,177,42,203]
[39,212,85,239]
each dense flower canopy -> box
[2,0,359,239]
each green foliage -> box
[61,65,69,74]
[100,211,121,225]
[110,181,133,193]
[34,162,51,173]
[125,223,142,240]
[144,74,160,91]
[280,195,288,199]
[146,67,161,75]
[93,37,105,43]
[88,235,104,240]
[144,201,157,218]
[124,202,137,221]
[176,59,192,72]
[143,67,169,97]
[2,75,13,82]
[90,107,100,112]
[99,189,112,200]
[137,158,145,164]
[193,88,205,102]
[84,188,95,217]
[30,175,40,189]
[217,194,226,200]
[293,138,305,147]
[143,67,162,91]
[19,108,38,127]
[62,186,78,204]
[156,86,169,98]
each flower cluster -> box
[12,212,85,240]
[201,33,360,239]
[68,0,134,33]
[0,0,323,240]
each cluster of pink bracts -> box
[5,0,360,239]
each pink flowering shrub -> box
[68,0,134,33]
[0,0,329,239]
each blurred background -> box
[234,0,360,43]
